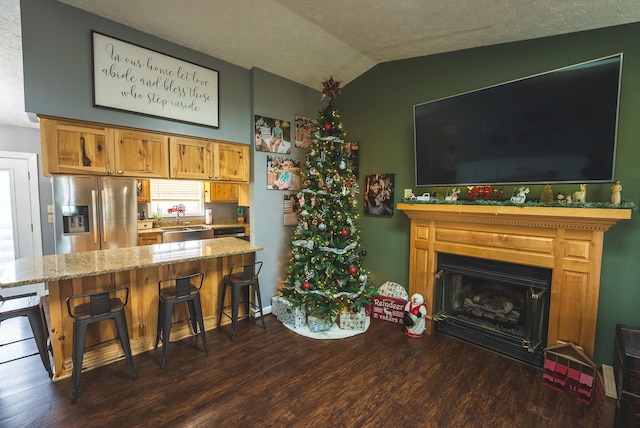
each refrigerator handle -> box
[91,190,99,244]
[101,189,107,243]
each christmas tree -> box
[280,77,375,323]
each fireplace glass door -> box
[434,253,552,366]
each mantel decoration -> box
[92,31,219,128]
[279,76,376,332]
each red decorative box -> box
[371,294,407,324]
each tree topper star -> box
[321,76,341,100]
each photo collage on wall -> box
[267,155,301,191]
[364,173,394,216]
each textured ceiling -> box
[3,0,640,128]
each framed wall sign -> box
[92,31,219,128]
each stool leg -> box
[161,301,174,368]
[71,321,88,404]
[217,282,227,326]
[254,280,266,330]
[192,294,208,353]
[231,285,240,341]
[154,299,163,349]
[187,300,198,334]
[113,312,137,380]
[27,306,53,378]
[242,285,250,320]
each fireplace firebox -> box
[434,253,552,366]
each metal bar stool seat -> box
[66,287,137,404]
[154,272,208,369]
[217,261,265,341]
[0,293,53,378]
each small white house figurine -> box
[573,184,587,203]
[445,188,460,201]
[510,187,530,204]
[403,293,427,338]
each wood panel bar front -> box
[0,238,262,380]
[398,203,631,357]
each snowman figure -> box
[403,293,427,338]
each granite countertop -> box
[0,238,263,288]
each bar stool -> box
[217,261,265,341]
[0,293,53,378]
[66,287,137,404]
[155,272,208,369]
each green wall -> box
[338,23,640,365]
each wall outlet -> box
[48,214,54,223]
[47,204,54,213]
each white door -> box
[0,152,44,296]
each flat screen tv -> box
[414,54,622,187]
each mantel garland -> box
[400,198,637,210]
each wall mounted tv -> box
[414,54,622,187]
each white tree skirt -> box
[282,321,369,339]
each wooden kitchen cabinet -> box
[169,136,213,180]
[203,182,239,202]
[213,142,249,182]
[137,232,163,246]
[40,117,169,178]
[136,179,150,203]
[40,117,115,176]
[114,129,169,178]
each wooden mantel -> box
[398,202,632,357]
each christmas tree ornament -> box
[341,229,349,237]
[319,223,326,230]
[303,282,311,290]
[349,266,357,275]
[324,123,332,131]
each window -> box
[149,180,203,217]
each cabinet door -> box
[213,142,249,182]
[169,137,213,180]
[136,179,151,203]
[40,117,114,175]
[203,182,239,202]
[114,129,169,178]
[138,232,163,246]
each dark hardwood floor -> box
[0,305,601,428]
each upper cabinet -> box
[213,142,249,182]
[169,137,213,180]
[113,129,169,178]
[40,116,249,183]
[40,117,115,176]
[40,117,169,178]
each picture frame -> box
[255,115,291,154]
[267,156,301,190]
[364,173,395,216]
[294,115,317,149]
[92,31,219,128]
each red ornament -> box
[324,123,332,131]
[349,266,357,275]
[303,282,310,290]
[341,229,349,236]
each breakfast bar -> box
[0,237,263,380]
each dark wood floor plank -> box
[0,309,600,428]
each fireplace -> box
[398,203,631,359]
[434,253,552,366]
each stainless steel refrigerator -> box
[53,176,138,254]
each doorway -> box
[0,151,44,296]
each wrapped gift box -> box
[271,296,279,317]
[339,307,370,331]
[307,314,334,332]
[371,282,409,324]
[275,296,306,328]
